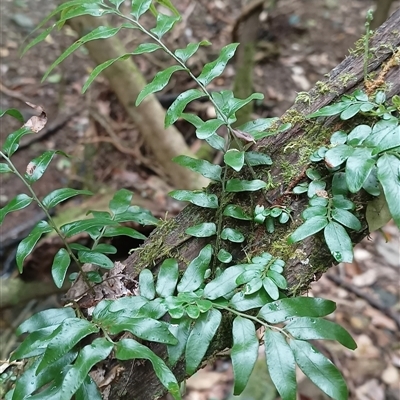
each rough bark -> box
[68,9,400,400]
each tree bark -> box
[68,9,400,400]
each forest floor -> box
[0,0,399,399]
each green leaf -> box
[115,205,159,225]
[331,195,354,210]
[330,130,348,145]
[102,225,147,240]
[324,144,354,168]
[262,277,279,300]
[166,89,204,126]
[116,338,182,399]
[217,249,233,263]
[307,102,349,118]
[56,4,111,25]
[331,208,361,231]
[377,154,400,228]
[75,375,102,400]
[37,318,99,373]
[290,339,348,400]
[288,216,328,243]
[109,188,133,215]
[51,248,71,288]
[223,204,252,220]
[131,0,152,19]
[178,245,212,292]
[197,43,239,86]
[285,318,357,350]
[174,40,211,63]
[16,221,53,272]
[267,270,287,289]
[244,151,273,166]
[169,190,218,208]
[42,188,92,208]
[229,290,271,311]
[258,297,336,324]
[78,251,114,269]
[0,163,13,173]
[236,118,278,135]
[196,118,226,139]
[2,126,32,156]
[93,243,117,254]
[224,149,245,172]
[340,103,362,120]
[307,180,326,198]
[150,13,180,39]
[185,222,216,237]
[0,108,24,122]
[16,307,75,335]
[366,119,400,153]
[265,330,296,400]
[366,193,392,232]
[347,124,371,145]
[167,317,191,366]
[173,155,221,181]
[109,0,125,9]
[25,150,65,183]
[21,25,55,57]
[140,297,168,319]
[231,317,259,395]
[226,179,266,192]
[205,133,226,151]
[186,304,201,319]
[185,308,222,374]
[324,221,353,263]
[60,338,113,400]
[61,218,116,237]
[204,265,244,300]
[156,258,179,297]
[362,167,380,196]
[302,206,328,220]
[332,172,348,196]
[345,147,375,193]
[136,65,185,105]
[0,193,32,225]
[221,227,245,243]
[139,269,156,300]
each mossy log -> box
[68,10,400,400]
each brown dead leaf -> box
[23,102,47,133]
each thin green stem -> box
[363,10,374,82]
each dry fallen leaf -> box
[23,102,47,133]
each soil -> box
[0,0,399,399]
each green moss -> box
[315,80,335,95]
[295,91,312,106]
[338,73,356,86]
[280,109,305,126]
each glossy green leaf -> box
[0,108,24,122]
[16,221,53,272]
[78,251,114,269]
[0,193,32,225]
[136,65,185,105]
[109,188,133,215]
[131,0,152,19]
[116,338,182,399]
[229,290,271,311]
[267,270,287,289]
[324,144,354,168]
[205,133,226,151]
[307,180,326,198]
[231,317,259,395]
[0,163,13,173]
[307,102,349,118]
[186,304,201,319]
[60,338,113,400]
[169,190,218,208]
[223,204,252,220]
[290,339,348,400]
[288,216,328,243]
[331,172,348,196]
[324,221,353,262]
[173,155,222,181]
[262,277,279,300]
[75,375,102,400]
[102,225,147,240]
[331,208,361,231]
[178,244,212,292]
[293,183,308,194]
[61,218,116,237]
[139,269,156,300]
[236,118,278,135]
[140,297,168,319]
[185,222,216,237]
[302,205,328,220]
[365,119,400,153]
[166,89,204,126]
[92,243,117,254]
[56,4,111,25]
[185,308,222,374]
[330,130,347,145]
[377,154,400,228]
[265,330,296,400]
[21,25,55,57]
[258,297,336,324]
[221,227,245,243]
[2,126,32,156]
[42,188,92,208]
[204,265,244,300]
[331,195,354,210]
[196,118,226,139]
[109,0,125,8]
[51,248,71,288]
[285,318,357,349]
[224,149,245,172]
[37,318,99,373]
[362,167,380,196]
[347,124,371,145]
[150,13,180,38]
[366,192,392,232]
[167,317,191,367]
[244,151,273,166]
[174,40,211,63]
[114,205,159,225]
[156,258,179,297]
[25,150,66,183]
[226,179,266,192]
[217,248,233,263]
[197,43,239,86]
[340,103,362,120]
[345,147,375,193]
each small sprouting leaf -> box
[139,269,156,300]
[116,339,182,400]
[288,216,328,244]
[345,147,375,193]
[169,190,218,208]
[221,227,245,243]
[223,204,252,220]
[285,318,357,350]
[185,222,216,237]
[375,91,386,104]
[150,13,180,39]
[331,208,361,231]
[178,245,212,293]
[196,119,226,139]
[226,179,266,192]
[78,251,114,269]
[16,221,53,272]
[0,193,32,225]
[224,149,245,172]
[262,277,279,300]
[109,188,133,215]
[166,89,204,127]
[102,226,147,240]
[0,108,24,122]
[174,40,211,63]
[204,265,244,300]
[366,193,392,232]
[156,259,179,298]
[173,155,222,181]
[185,308,222,374]
[2,126,32,156]
[131,0,152,19]
[16,307,75,335]
[51,248,71,288]
[258,297,336,324]
[136,65,185,105]
[265,330,296,400]
[290,339,348,400]
[197,43,239,86]
[244,151,273,166]
[324,144,354,168]
[377,154,400,228]
[217,249,233,263]
[231,317,259,395]
[340,103,362,120]
[42,188,92,208]
[37,318,99,373]
[307,102,349,118]
[60,338,113,400]
[324,221,353,263]
[167,317,191,367]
